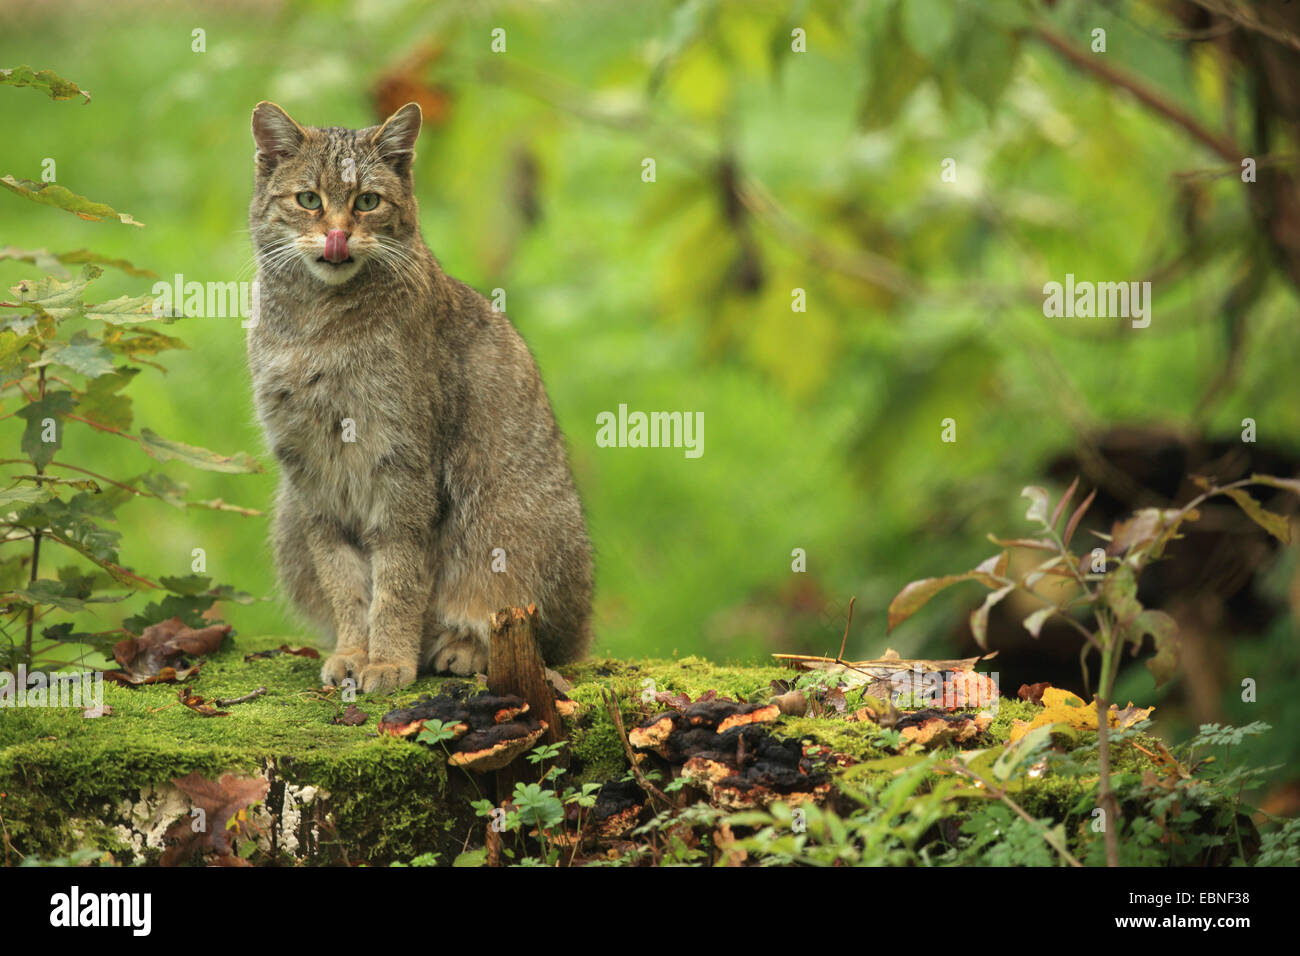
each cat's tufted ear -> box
[370,103,422,176]
[251,101,306,173]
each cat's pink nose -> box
[323,229,350,263]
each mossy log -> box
[0,631,1158,866]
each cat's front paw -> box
[359,659,417,694]
[321,650,368,687]
[431,635,488,676]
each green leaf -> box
[900,0,954,61]
[204,583,257,605]
[1135,609,1179,688]
[1,312,39,335]
[0,327,38,378]
[0,66,90,103]
[986,533,1055,551]
[889,574,973,631]
[452,847,488,867]
[16,492,122,564]
[5,265,99,318]
[16,390,76,468]
[102,326,186,358]
[888,555,1008,632]
[41,622,122,654]
[0,246,65,274]
[0,484,54,508]
[121,593,216,633]
[859,2,929,130]
[955,23,1020,113]
[1021,486,1050,526]
[158,573,214,595]
[11,474,100,493]
[138,471,189,508]
[83,294,165,325]
[969,584,1015,649]
[993,724,1053,782]
[972,0,1032,29]
[138,429,263,474]
[1022,606,1054,638]
[75,367,138,430]
[1221,487,1290,544]
[0,246,156,279]
[648,0,717,95]
[4,578,89,612]
[1100,562,1141,626]
[36,330,114,378]
[0,177,144,227]
[974,550,1010,579]
[1249,473,1300,497]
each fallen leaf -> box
[1009,687,1153,742]
[177,685,229,717]
[898,712,992,749]
[107,617,230,685]
[333,703,368,726]
[103,663,202,686]
[160,772,269,866]
[1018,681,1052,705]
[772,651,997,690]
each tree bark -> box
[488,604,562,796]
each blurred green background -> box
[3,0,1299,786]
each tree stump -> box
[488,604,562,795]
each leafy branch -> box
[888,472,1300,866]
[0,67,262,668]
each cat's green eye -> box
[297,191,322,210]
[354,192,381,212]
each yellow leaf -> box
[1009,687,1153,742]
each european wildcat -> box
[246,101,593,694]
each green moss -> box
[0,633,473,865]
[770,716,893,761]
[984,698,1043,743]
[561,656,790,782]
[563,655,789,707]
[3,639,1191,866]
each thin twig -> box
[836,596,856,662]
[1033,23,1240,163]
[1186,0,1300,53]
[602,690,673,810]
[214,686,268,707]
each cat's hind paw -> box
[430,634,488,676]
[359,659,417,694]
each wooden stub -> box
[488,605,562,794]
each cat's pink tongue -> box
[323,229,349,263]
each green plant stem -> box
[0,459,149,497]
[1094,612,1122,867]
[23,366,47,666]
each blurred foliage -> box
[1,0,1297,793]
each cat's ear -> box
[252,101,306,172]
[370,103,422,176]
